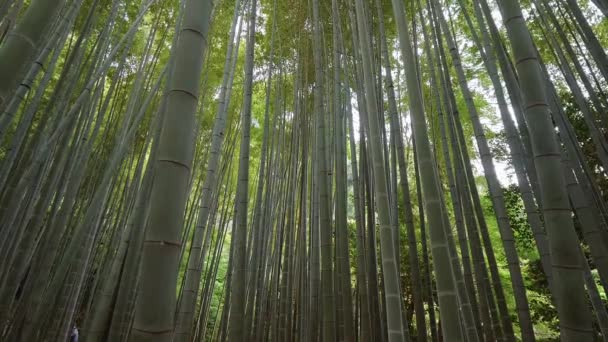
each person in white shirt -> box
[69,325,79,342]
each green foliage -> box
[502,185,537,257]
[484,186,560,339]
[558,89,608,202]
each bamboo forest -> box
[2,0,608,340]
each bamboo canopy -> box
[0,0,607,340]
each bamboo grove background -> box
[0,0,607,340]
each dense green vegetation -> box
[0,0,607,341]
